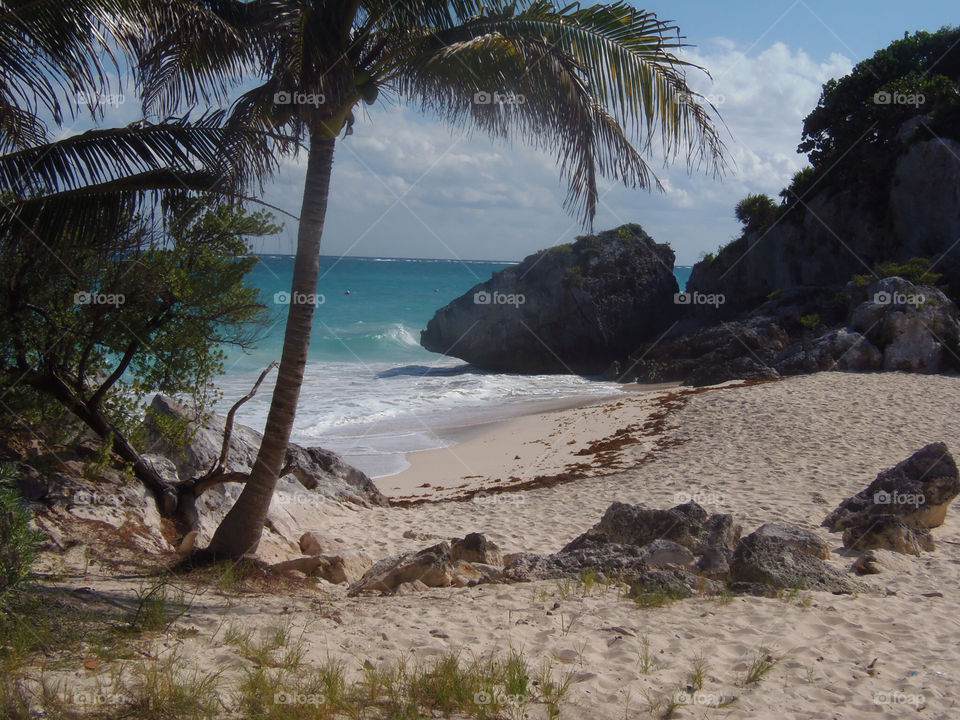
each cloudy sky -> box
[70,1,957,265]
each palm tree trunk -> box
[205,134,336,558]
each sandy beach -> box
[36,371,960,719]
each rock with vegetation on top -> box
[420,224,679,374]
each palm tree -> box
[1,0,275,512]
[136,0,726,558]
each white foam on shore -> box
[213,358,625,477]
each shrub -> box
[0,464,45,597]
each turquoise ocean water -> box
[215,256,692,476]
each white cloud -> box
[254,42,854,264]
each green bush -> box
[0,464,45,598]
[853,257,943,287]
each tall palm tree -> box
[137,0,726,558]
[1,0,276,511]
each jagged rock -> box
[849,279,960,373]
[420,224,680,373]
[773,329,883,375]
[451,533,503,566]
[752,523,832,560]
[823,443,959,554]
[628,568,713,599]
[842,517,934,556]
[687,139,960,313]
[503,544,649,583]
[852,549,915,575]
[144,394,387,507]
[629,316,787,386]
[730,532,857,594]
[348,542,493,595]
[696,547,733,580]
[570,501,741,554]
[140,454,183,487]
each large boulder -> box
[568,501,741,554]
[823,443,959,554]
[730,532,857,594]
[420,224,679,373]
[752,523,832,560]
[848,278,960,373]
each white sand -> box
[42,372,960,718]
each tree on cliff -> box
[133,0,729,558]
[792,26,960,197]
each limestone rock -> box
[730,532,857,594]
[752,523,832,560]
[451,533,503,566]
[420,224,680,373]
[823,443,958,554]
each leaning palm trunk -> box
[206,135,335,557]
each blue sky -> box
[253,0,957,263]
[63,1,958,264]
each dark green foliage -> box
[735,193,778,232]
[0,464,45,598]
[853,257,944,287]
[798,27,960,191]
[0,197,278,448]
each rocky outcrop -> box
[420,224,679,374]
[729,531,857,594]
[564,501,742,555]
[348,539,503,595]
[144,394,387,508]
[628,277,959,386]
[688,138,960,314]
[823,443,959,555]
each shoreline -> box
[374,380,682,500]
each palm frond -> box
[385,1,724,225]
[0,112,275,199]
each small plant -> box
[535,661,573,720]
[766,288,783,300]
[688,655,708,691]
[637,635,658,674]
[631,585,688,609]
[120,653,221,720]
[128,578,186,633]
[799,313,820,332]
[743,650,778,685]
